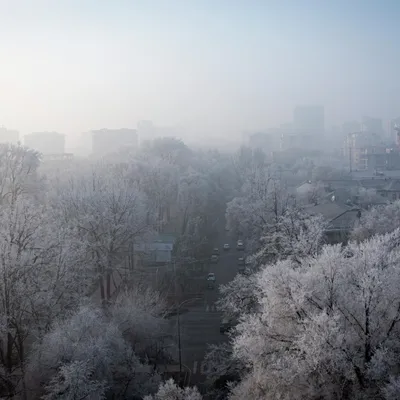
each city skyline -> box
[1,1,400,144]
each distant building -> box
[0,127,19,144]
[389,117,400,145]
[91,128,138,156]
[345,132,385,171]
[280,129,317,151]
[304,202,361,244]
[293,105,325,135]
[24,132,65,154]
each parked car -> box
[211,255,219,263]
[207,272,216,281]
[237,257,245,266]
[239,267,251,276]
[223,243,230,250]
[220,316,235,334]
[212,248,220,255]
[237,240,244,250]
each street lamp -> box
[176,297,201,376]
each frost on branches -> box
[229,229,400,399]
[352,200,400,241]
[226,170,294,253]
[217,273,259,319]
[253,208,327,265]
[0,145,92,397]
[144,378,202,400]
[27,304,161,399]
[54,164,153,303]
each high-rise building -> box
[345,131,385,171]
[91,128,138,156]
[24,132,65,154]
[389,117,400,144]
[0,127,19,144]
[293,106,325,135]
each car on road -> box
[237,257,245,266]
[212,247,220,255]
[223,243,230,251]
[207,272,216,282]
[237,240,244,250]
[211,254,219,263]
[238,267,251,275]
[220,316,235,334]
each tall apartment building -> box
[345,131,385,171]
[91,128,138,156]
[389,117,400,144]
[24,132,65,155]
[0,127,19,144]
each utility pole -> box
[176,297,201,381]
[177,307,182,375]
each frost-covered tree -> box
[55,164,153,303]
[229,229,400,399]
[352,200,400,241]
[226,170,294,253]
[217,273,259,319]
[144,378,202,400]
[0,143,42,205]
[41,361,107,400]
[0,145,91,398]
[133,158,179,229]
[111,286,172,367]
[252,208,327,265]
[297,181,326,205]
[202,343,243,400]
[27,304,161,399]
[351,187,386,209]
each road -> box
[169,221,243,386]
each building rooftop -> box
[304,202,351,221]
[329,209,361,231]
[382,179,400,191]
[351,170,400,179]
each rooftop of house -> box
[328,209,361,231]
[304,202,352,221]
[351,170,400,179]
[382,179,400,191]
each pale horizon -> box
[1,0,400,145]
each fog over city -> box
[2,2,400,400]
[1,0,400,146]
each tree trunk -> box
[99,275,105,304]
[106,272,112,302]
[6,331,14,395]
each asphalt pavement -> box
[168,221,243,386]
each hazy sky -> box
[1,0,399,143]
